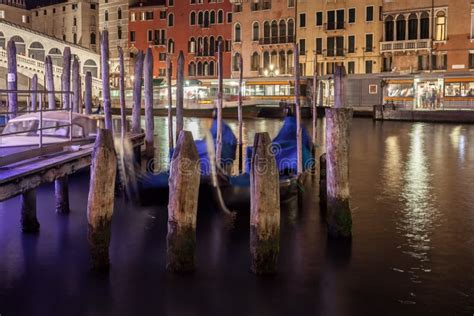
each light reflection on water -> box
[399,124,439,282]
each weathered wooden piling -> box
[167,130,200,273]
[237,54,244,173]
[325,66,353,238]
[312,54,318,149]
[84,72,92,115]
[55,178,70,214]
[100,30,113,130]
[166,55,174,149]
[72,57,80,113]
[7,39,17,118]
[293,43,303,176]
[175,51,185,143]
[319,153,327,208]
[144,47,154,158]
[216,39,224,166]
[250,132,280,275]
[45,55,55,110]
[30,74,38,112]
[21,189,40,233]
[87,128,117,270]
[118,47,126,139]
[132,51,144,134]
[61,47,71,110]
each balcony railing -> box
[257,67,295,76]
[153,39,166,46]
[380,39,431,53]
[324,49,346,57]
[258,36,295,45]
[323,22,346,31]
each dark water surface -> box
[1,118,474,315]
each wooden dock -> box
[0,133,144,201]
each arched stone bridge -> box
[0,19,102,97]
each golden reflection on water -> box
[450,126,466,164]
[399,124,439,282]
[383,136,402,196]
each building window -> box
[299,39,305,55]
[234,23,241,42]
[252,22,259,41]
[189,62,196,76]
[168,0,174,6]
[435,11,446,41]
[168,39,174,53]
[190,12,196,25]
[469,53,474,69]
[91,3,96,9]
[210,11,215,24]
[366,6,374,22]
[288,0,294,8]
[53,8,56,13]
[432,53,447,70]
[233,53,241,71]
[168,13,174,26]
[227,12,232,23]
[315,11,323,26]
[131,12,136,21]
[365,34,373,52]
[385,16,394,41]
[217,10,223,23]
[117,26,122,39]
[251,52,259,71]
[130,31,135,42]
[408,14,418,40]
[348,35,355,53]
[299,13,306,28]
[148,30,153,42]
[118,8,122,19]
[348,8,356,24]
[160,11,166,19]
[365,60,373,74]
[315,38,322,54]
[44,10,47,15]
[104,10,108,22]
[348,61,355,74]
[73,33,77,44]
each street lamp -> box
[264,64,279,77]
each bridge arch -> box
[49,48,63,66]
[10,35,26,55]
[28,42,45,61]
[83,59,98,78]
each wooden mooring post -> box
[144,47,154,158]
[84,72,92,115]
[87,128,117,270]
[216,39,223,166]
[72,57,80,113]
[175,51,185,143]
[167,130,200,272]
[45,55,55,110]
[312,54,318,153]
[319,153,327,210]
[7,39,17,119]
[250,132,280,275]
[100,30,113,130]
[293,43,303,176]
[237,54,243,174]
[21,189,40,233]
[30,74,38,112]
[166,55,173,150]
[61,47,71,110]
[325,66,353,238]
[132,51,144,134]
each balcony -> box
[323,49,345,58]
[323,22,346,31]
[153,39,166,46]
[380,39,431,53]
[258,36,295,46]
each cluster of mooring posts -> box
[2,30,354,273]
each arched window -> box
[197,37,203,56]
[168,13,174,26]
[117,26,122,39]
[385,16,394,41]
[217,10,223,23]
[118,7,122,19]
[209,61,215,76]
[210,10,215,24]
[234,23,241,42]
[408,14,418,40]
[233,52,241,71]
[286,50,293,73]
[251,52,259,71]
[204,11,209,27]
[168,39,174,53]
[270,50,277,67]
[209,36,215,55]
[263,51,270,69]
[104,10,108,21]
[189,37,196,53]
[263,21,270,44]
[271,20,278,43]
[203,37,209,56]
[435,11,446,41]
[287,19,294,41]
[252,22,259,41]
[203,61,209,76]
[279,50,286,74]
[396,15,406,41]
[279,20,286,42]
[190,11,196,25]
[197,61,203,76]
[188,62,196,76]
[420,12,430,39]
[198,11,204,25]
[90,32,96,45]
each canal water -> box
[1,117,473,315]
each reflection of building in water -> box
[383,136,402,196]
